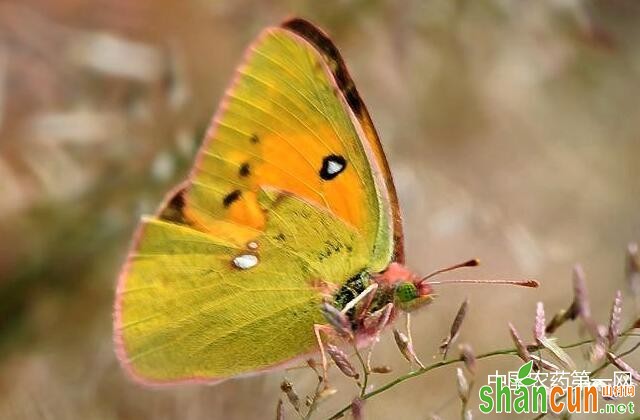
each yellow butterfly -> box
[114,18,434,386]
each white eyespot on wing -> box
[247,241,259,250]
[233,254,259,270]
[326,159,344,175]
[320,154,347,180]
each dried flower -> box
[534,302,546,343]
[351,397,364,420]
[572,265,604,340]
[533,303,575,369]
[608,290,623,347]
[459,344,477,375]
[590,338,607,363]
[440,298,469,358]
[371,365,392,374]
[326,344,358,379]
[394,329,410,357]
[529,354,560,371]
[280,380,300,412]
[393,329,424,368]
[607,352,640,382]
[537,336,575,370]
[573,264,591,319]
[322,302,352,338]
[456,367,469,403]
[275,399,284,420]
[508,322,531,362]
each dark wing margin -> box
[281,17,405,264]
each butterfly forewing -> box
[187,26,394,262]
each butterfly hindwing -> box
[116,191,368,382]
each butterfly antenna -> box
[420,258,480,281]
[427,278,539,288]
[420,258,539,288]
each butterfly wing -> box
[115,19,402,384]
[282,18,404,264]
[115,191,368,383]
[184,19,401,269]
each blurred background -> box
[0,0,639,419]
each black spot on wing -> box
[167,189,185,211]
[239,162,251,177]
[319,154,347,181]
[250,134,259,144]
[159,187,187,224]
[343,84,362,114]
[223,190,242,207]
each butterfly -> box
[114,18,444,386]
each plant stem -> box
[326,327,637,420]
[327,348,514,419]
[352,341,369,397]
[304,375,325,420]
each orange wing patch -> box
[282,18,404,263]
[257,130,364,229]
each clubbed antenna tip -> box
[428,278,540,288]
[521,279,540,288]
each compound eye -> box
[395,282,419,303]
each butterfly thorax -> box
[331,263,433,333]
[332,272,391,323]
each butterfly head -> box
[377,263,435,312]
[378,259,528,313]
[393,281,434,312]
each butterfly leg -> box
[404,312,425,369]
[343,283,378,320]
[365,334,379,372]
[359,303,393,384]
[313,324,333,385]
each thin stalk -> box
[327,326,638,420]
[351,341,369,397]
[304,376,325,420]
